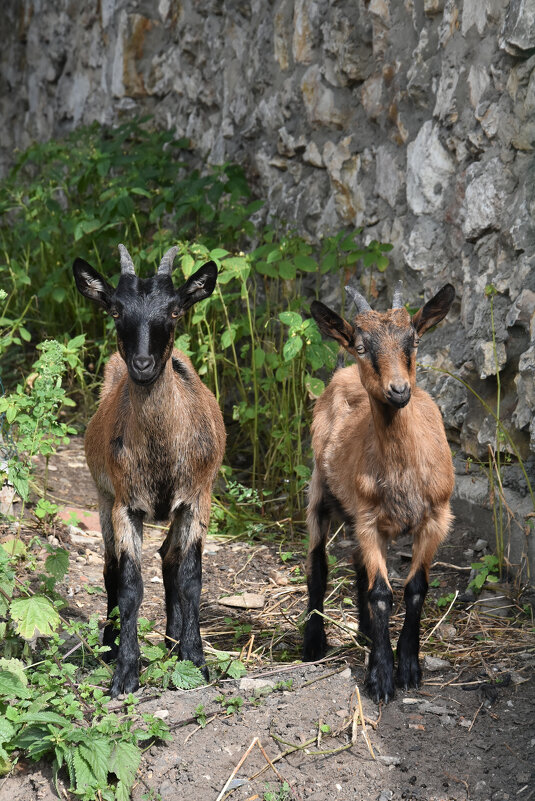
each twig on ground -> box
[422,590,459,644]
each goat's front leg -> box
[161,496,209,680]
[109,505,144,698]
[397,508,450,689]
[98,493,120,662]
[360,525,394,703]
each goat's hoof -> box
[302,633,327,662]
[109,664,140,698]
[396,656,422,690]
[366,649,395,704]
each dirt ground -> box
[1,438,534,801]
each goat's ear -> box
[176,261,218,312]
[311,300,355,348]
[73,258,114,309]
[412,283,455,335]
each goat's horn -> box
[118,244,136,275]
[345,286,372,315]
[158,247,178,276]
[392,280,404,309]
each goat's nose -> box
[387,381,411,407]
[133,355,154,372]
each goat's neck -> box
[368,395,415,459]
[127,359,179,431]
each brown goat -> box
[73,245,226,697]
[303,282,455,702]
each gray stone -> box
[461,159,513,240]
[500,0,535,54]
[407,122,455,215]
[423,655,451,671]
[473,340,507,379]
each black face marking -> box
[172,357,190,379]
[112,274,179,386]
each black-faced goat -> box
[73,246,226,697]
[303,282,455,703]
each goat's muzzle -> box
[385,382,411,408]
[130,355,158,385]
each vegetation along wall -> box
[1,0,534,559]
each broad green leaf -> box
[72,749,97,793]
[21,711,72,727]
[283,336,303,362]
[1,539,26,557]
[294,254,317,272]
[0,658,27,687]
[109,741,141,787]
[278,260,296,279]
[181,254,195,276]
[45,548,69,580]
[226,659,247,679]
[266,249,281,264]
[67,334,85,349]
[305,375,325,398]
[209,248,229,259]
[171,660,205,690]
[0,669,30,699]
[253,348,265,368]
[116,781,131,801]
[279,311,302,327]
[221,324,238,349]
[255,261,278,278]
[10,595,60,639]
[0,718,16,743]
[79,739,111,787]
[294,464,312,480]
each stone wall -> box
[1,0,535,472]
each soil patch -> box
[1,438,533,801]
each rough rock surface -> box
[1,1,534,565]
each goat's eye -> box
[171,310,180,319]
[110,310,120,319]
[413,336,420,348]
[356,344,367,355]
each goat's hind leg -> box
[303,472,331,662]
[396,509,450,689]
[161,497,209,680]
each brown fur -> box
[308,362,454,588]
[86,348,226,557]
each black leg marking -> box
[396,568,428,690]
[177,539,207,680]
[303,541,328,661]
[159,532,182,653]
[102,553,119,662]
[110,550,144,698]
[366,575,395,704]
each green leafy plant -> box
[0,337,82,502]
[469,554,500,593]
[215,693,244,716]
